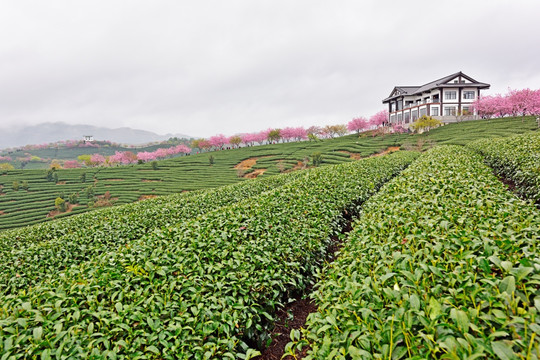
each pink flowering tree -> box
[63,160,81,168]
[391,124,407,134]
[369,110,389,129]
[280,127,307,142]
[347,117,369,135]
[90,154,106,166]
[507,88,540,116]
[209,134,229,150]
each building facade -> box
[382,72,490,126]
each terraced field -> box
[0,151,418,358]
[0,127,538,359]
[0,116,537,231]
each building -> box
[382,71,490,126]
[83,135,94,142]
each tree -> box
[85,185,95,199]
[348,117,368,134]
[410,115,442,133]
[68,193,79,204]
[208,155,215,166]
[209,134,229,150]
[311,152,323,166]
[55,197,66,212]
[280,127,307,142]
[53,172,59,183]
[369,110,389,128]
[50,160,62,170]
[267,129,281,143]
[46,169,55,182]
[306,126,321,137]
[12,181,19,191]
[20,180,29,191]
[228,136,242,148]
[0,163,14,171]
[334,124,348,137]
[78,154,92,166]
[80,172,87,183]
[63,160,80,169]
[90,154,106,166]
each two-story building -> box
[382,71,490,126]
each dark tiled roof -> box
[383,72,490,103]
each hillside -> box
[0,116,537,231]
[0,122,191,149]
[0,126,538,358]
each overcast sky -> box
[0,0,539,138]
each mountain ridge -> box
[0,122,191,149]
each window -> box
[463,91,475,99]
[411,110,418,121]
[462,106,471,115]
[404,112,410,124]
[397,113,403,122]
[444,107,456,116]
[445,91,457,100]
[420,108,427,117]
[431,107,439,116]
[390,115,396,123]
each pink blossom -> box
[63,160,81,168]
[369,110,389,128]
[347,117,369,134]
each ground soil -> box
[105,179,125,181]
[141,179,162,182]
[370,146,400,158]
[255,211,354,360]
[235,157,259,170]
[139,195,158,201]
[339,151,362,160]
[0,210,4,215]
[245,169,267,178]
[47,203,78,218]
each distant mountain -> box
[0,122,192,149]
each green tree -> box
[85,185,95,199]
[410,115,442,133]
[68,193,79,204]
[55,197,66,212]
[209,155,215,166]
[151,161,158,170]
[46,169,55,182]
[80,172,86,183]
[229,136,242,148]
[311,152,323,167]
[53,172,59,183]
[0,163,14,171]
[12,181,19,191]
[20,180,29,191]
[267,129,281,143]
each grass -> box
[0,116,537,231]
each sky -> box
[0,0,539,138]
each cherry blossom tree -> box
[209,134,229,150]
[280,127,307,142]
[347,117,368,134]
[369,110,389,128]
[90,154,106,166]
[63,160,80,168]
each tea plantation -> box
[0,118,538,359]
[0,116,537,231]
